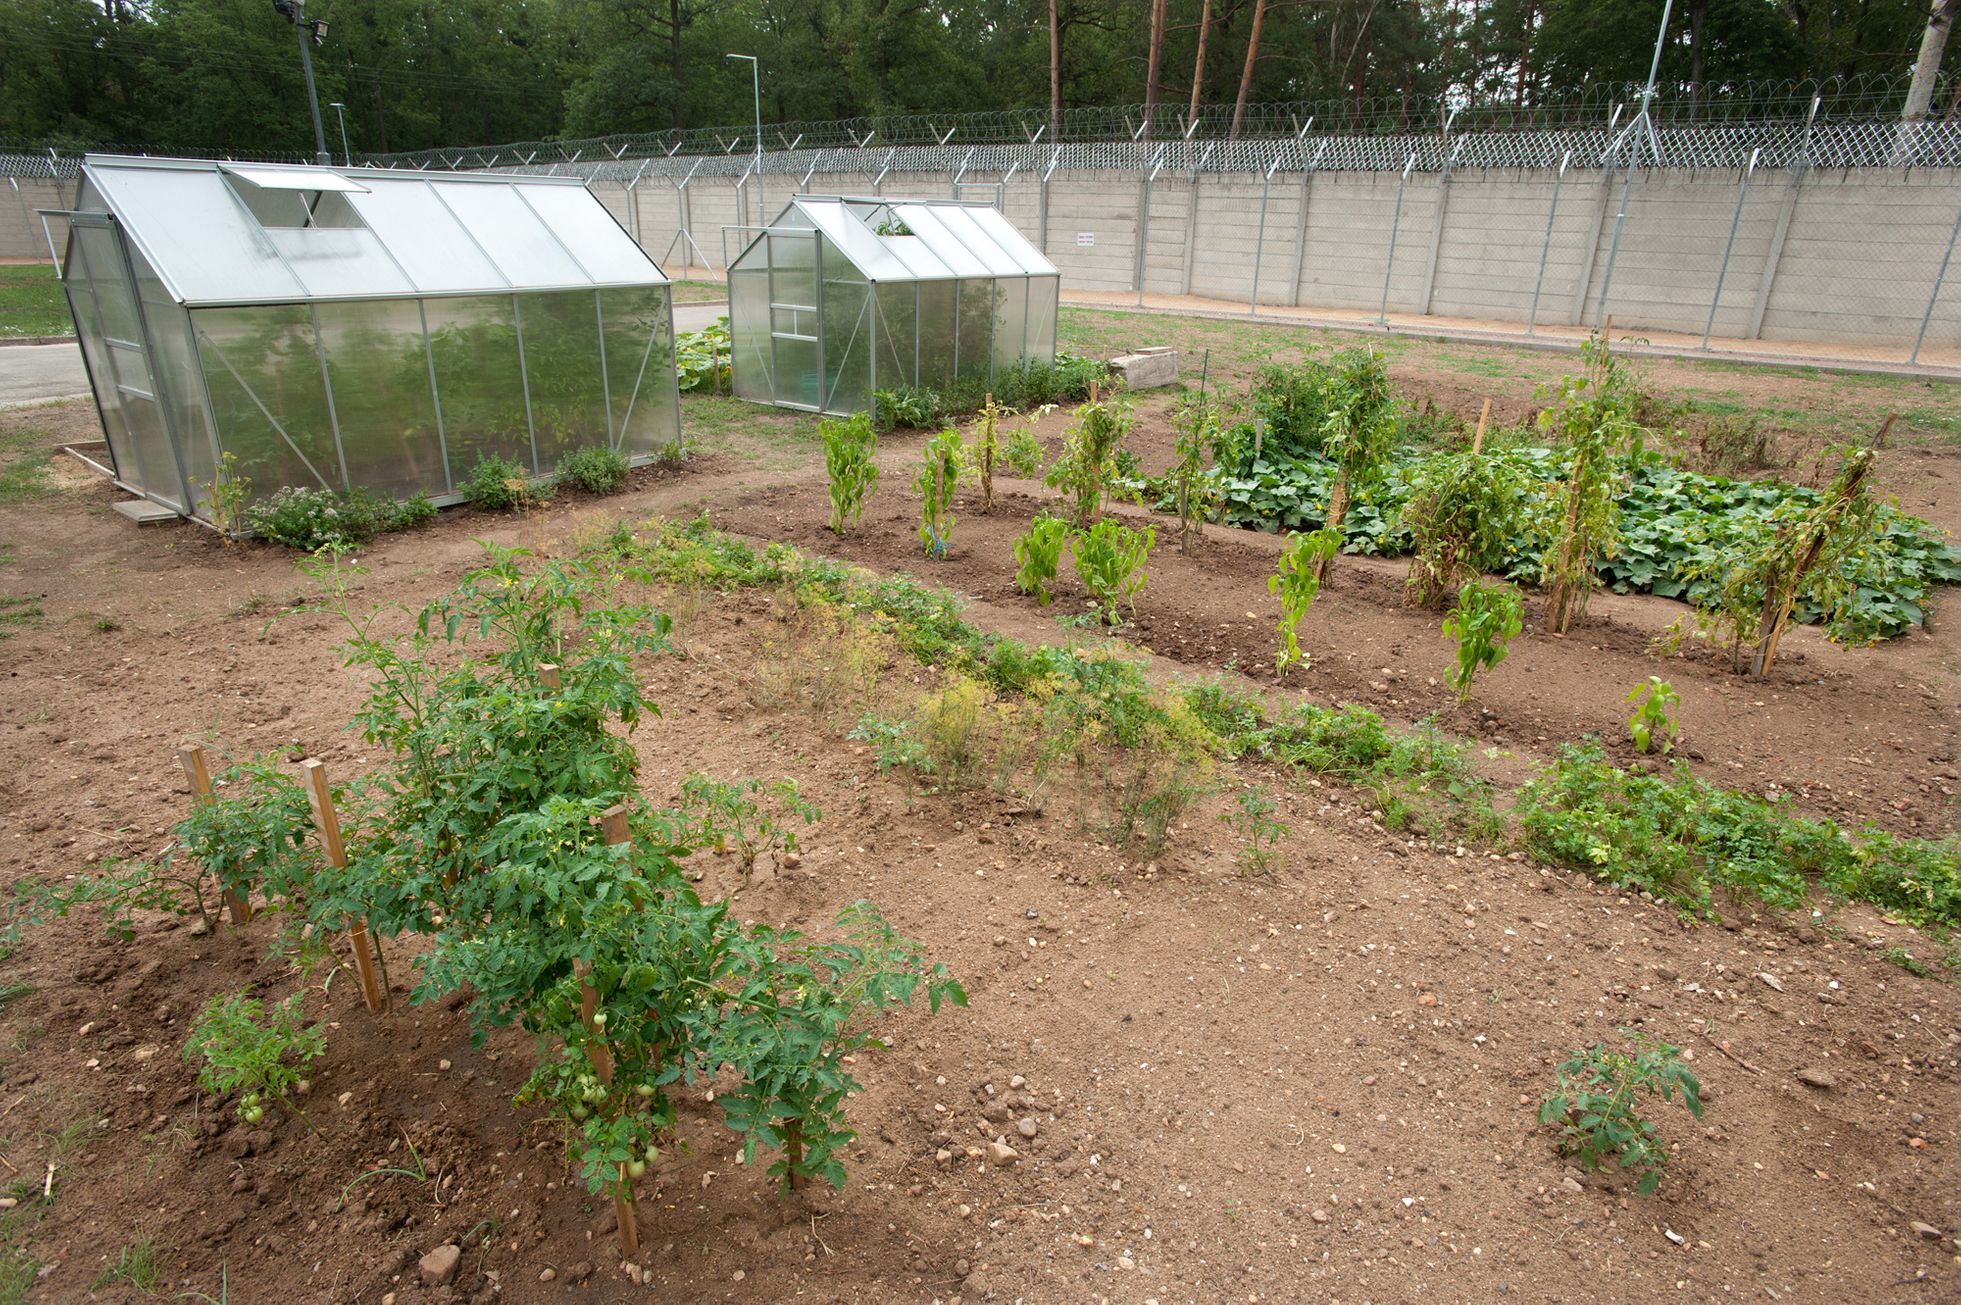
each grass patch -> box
[669,279,728,304]
[0,266,71,340]
[0,598,40,641]
[0,430,55,506]
[676,392,821,461]
[94,1238,160,1293]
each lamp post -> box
[328,101,351,166]
[726,53,763,221]
[272,0,332,165]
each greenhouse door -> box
[764,231,824,411]
[65,216,189,513]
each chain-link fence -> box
[8,73,1960,370]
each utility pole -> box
[273,0,332,165]
[726,53,763,220]
[329,101,351,165]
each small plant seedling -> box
[1538,1028,1701,1196]
[679,774,820,878]
[1269,528,1338,676]
[1220,788,1289,876]
[183,992,325,1127]
[1626,676,1681,754]
[199,451,251,543]
[820,413,880,535]
[914,427,963,558]
[1442,579,1523,703]
[848,714,935,809]
[1013,515,1070,605]
[1070,518,1154,626]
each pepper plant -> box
[1626,676,1681,754]
[914,426,964,558]
[1013,514,1071,605]
[1269,528,1338,677]
[1070,518,1154,626]
[820,413,880,536]
[1442,579,1524,702]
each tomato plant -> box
[1536,335,1644,634]
[183,992,324,1126]
[1046,390,1133,527]
[1310,350,1398,583]
[1169,392,1225,555]
[679,774,820,879]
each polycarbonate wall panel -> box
[875,283,918,390]
[773,336,821,409]
[62,232,135,480]
[730,268,774,402]
[517,291,611,468]
[315,299,446,498]
[992,277,1030,372]
[192,304,340,495]
[820,236,870,414]
[424,295,534,478]
[1027,277,1059,360]
[90,166,306,303]
[954,278,996,380]
[432,183,585,289]
[345,183,506,292]
[520,185,664,285]
[599,286,678,455]
[130,244,216,513]
[78,224,183,507]
[768,234,817,310]
[916,280,956,389]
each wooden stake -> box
[596,802,638,1257]
[1471,398,1491,455]
[537,662,562,691]
[300,759,388,1015]
[180,746,252,926]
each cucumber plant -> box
[820,413,880,536]
[1070,518,1154,625]
[1013,514,1071,605]
[914,426,964,558]
[1269,528,1338,677]
[1442,579,1523,703]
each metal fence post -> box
[1750,95,1818,340]
[1250,156,1281,315]
[1377,152,1417,326]
[1527,150,1572,336]
[1135,147,1164,307]
[1418,123,1463,316]
[1702,147,1760,350]
[1038,149,1058,255]
[1287,127,1321,307]
[1910,190,1961,366]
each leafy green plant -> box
[675,316,731,393]
[556,445,630,495]
[1220,788,1289,876]
[1170,392,1224,554]
[1626,676,1681,754]
[873,385,941,432]
[1014,514,1070,604]
[1538,334,1643,634]
[244,485,434,551]
[820,412,880,536]
[1269,527,1338,676]
[200,451,251,543]
[848,714,934,809]
[1399,447,1528,607]
[1538,1029,1702,1196]
[183,992,325,1126]
[1000,417,1049,478]
[680,774,820,879]
[461,454,546,511]
[1442,579,1524,703]
[973,394,1003,513]
[1046,391,1133,527]
[913,426,963,558]
[1309,349,1399,582]
[1070,518,1154,625]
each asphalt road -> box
[0,341,88,407]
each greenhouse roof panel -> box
[965,205,1058,275]
[930,204,1028,277]
[888,205,991,277]
[792,198,929,281]
[79,155,668,305]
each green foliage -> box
[913,426,963,558]
[1170,392,1225,553]
[1248,360,1334,458]
[0,264,69,339]
[1269,528,1338,676]
[1441,580,1524,703]
[1399,447,1529,606]
[555,445,631,495]
[1070,518,1154,625]
[201,451,252,542]
[848,714,934,808]
[820,413,880,535]
[1220,788,1289,876]
[461,454,547,511]
[1046,393,1133,527]
[675,317,731,394]
[679,774,819,879]
[1316,349,1400,483]
[1626,677,1681,754]
[1000,420,1048,479]
[183,992,325,1124]
[1013,514,1070,605]
[244,485,435,551]
[93,1241,159,1294]
[873,386,942,432]
[875,357,1106,433]
[1539,1030,1701,1196]
[1538,335,1645,633]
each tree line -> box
[1,1,1954,158]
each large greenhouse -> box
[727,195,1059,415]
[55,155,679,523]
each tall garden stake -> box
[180,745,251,925]
[299,758,388,1014]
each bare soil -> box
[0,353,1956,1305]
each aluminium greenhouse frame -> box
[723,194,1060,417]
[48,155,682,526]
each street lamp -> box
[272,0,332,165]
[725,53,763,220]
[328,101,351,166]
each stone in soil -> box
[418,1244,461,1287]
[986,1141,1020,1166]
[1796,1067,1837,1089]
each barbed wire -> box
[6,70,1955,181]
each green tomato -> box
[241,1105,264,1125]
[582,1083,607,1104]
[242,1091,261,1106]
[634,1084,656,1100]
[645,1144,660,1164]
[569,1104,590,1121]
[591,1012,608,1030]
[625,1159,647,1179]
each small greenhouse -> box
[727,195,1059,415]
[55,154,679,523]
